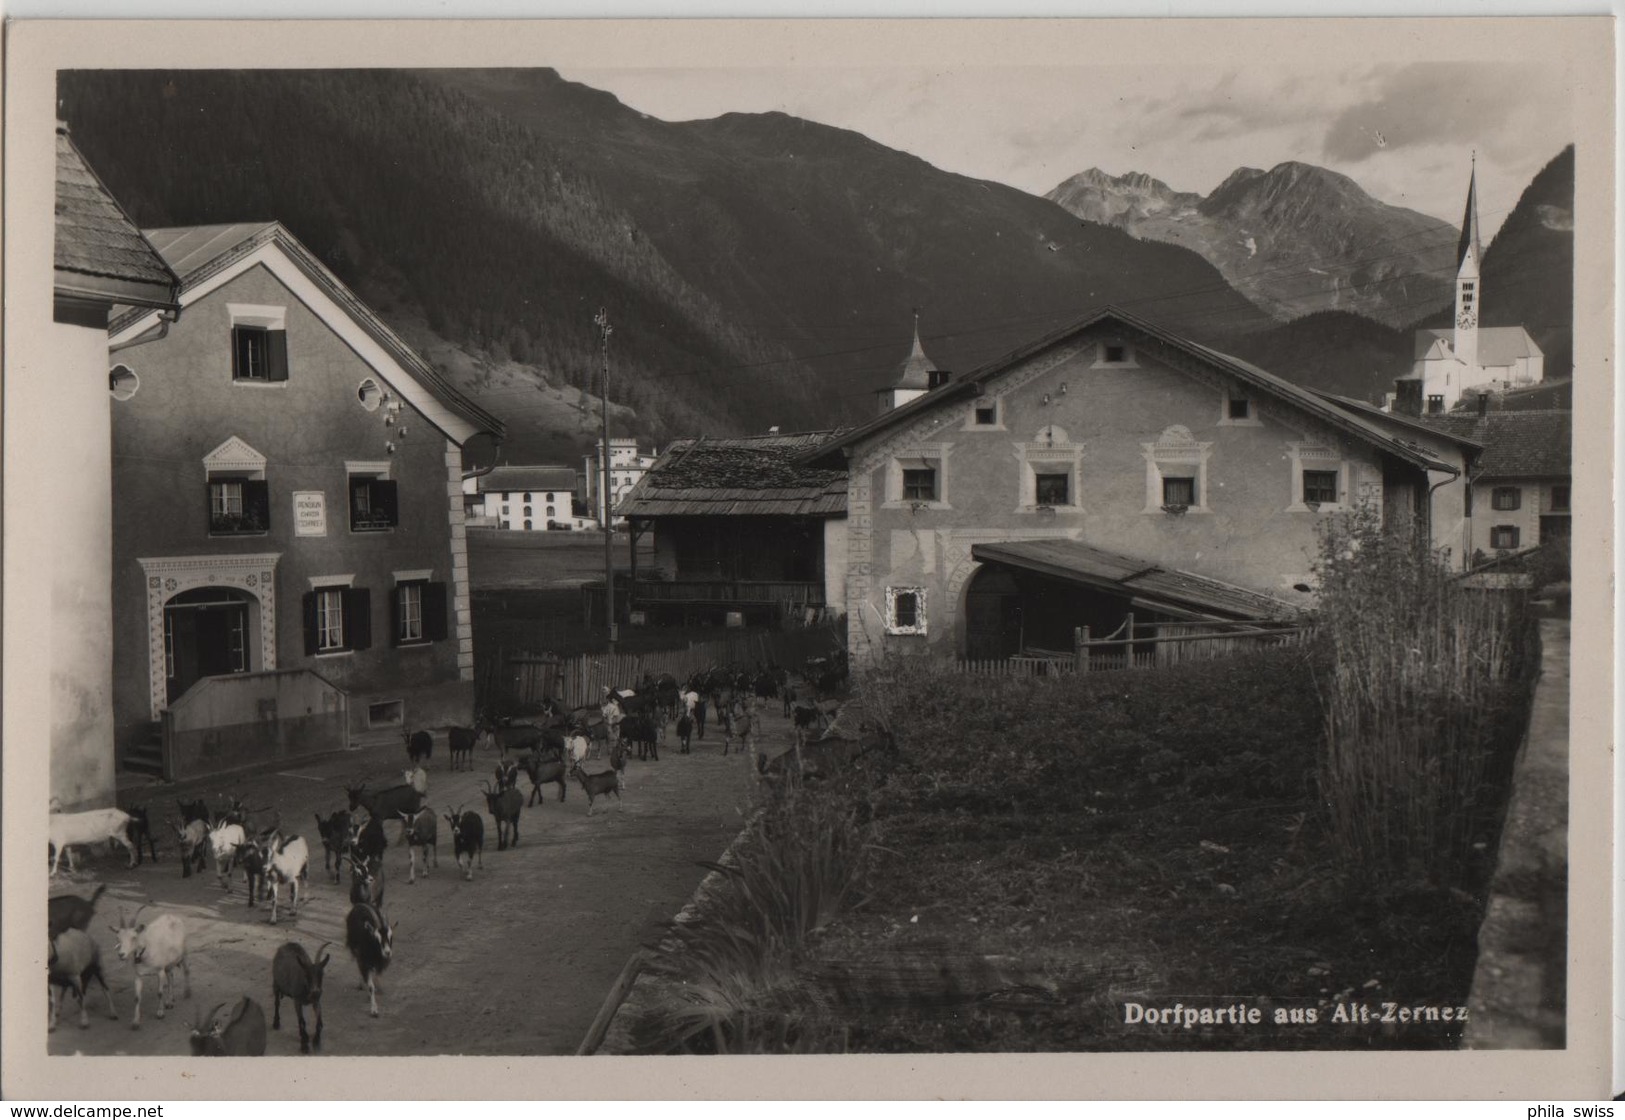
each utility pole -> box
[594,307,617,655]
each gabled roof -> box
[1412,327,1543,366]
[1421,410,1572,479]
[971,539,1302,621]
[110,222,504,444]
[54,123,180,310]
[1315,392,1484,453]
[619,431,850,518]
[803,305,1453,473]
[478,466,579,495]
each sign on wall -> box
[293,491,327,537]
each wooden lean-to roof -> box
[618,430,850,518]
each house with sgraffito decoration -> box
[105,221,504,780]
[800,306,1462,664]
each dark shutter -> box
[389,585,403,647]
[206,480,218,528]
[423,582,449,642]
[243,479,271,531]
[302,592,320,656]
[231,328,247,380]
[266,330,289,382]
[375,479,400,527]
[346,587,372,651]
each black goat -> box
[480,781,523,851]
[188,996,267,1056]
[571,761,624,815]
[270,940,329,1054]
[125,806,159,865]
[344,902,394,1018]
[444,806,484,881]
[493,759,521,793]
[348,853,387,909]
[48,884,106,941]
[314,811,351,882]
[403,727,434,764]
[622,714,661,762]
[234,840,269,909]
[344,783,423,840]
[347,814,387,870]
[517,749,568,807]
[676,713,694,754]
[447,725,480,771]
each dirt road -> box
[46,716,776,1057]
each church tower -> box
[875,313,948,414]
[1453,157,1483,375]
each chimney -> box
[1393,379,1423,418]
[1476,392,1490,418]
[928,369,952,389]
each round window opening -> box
[109,364,139,401]
[357,378,384,411]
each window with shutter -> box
[350,476,399,531]
[209,476,271,535]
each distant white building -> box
[584,437,657,526]
[875,313,950,414]
[469,465,591,530]
[1391,162,1543,415]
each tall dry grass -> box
[1313,509,1538,881]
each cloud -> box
[1321,63,1569,163]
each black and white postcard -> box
[3,15,1614,1101]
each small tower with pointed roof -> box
[1453,154,1483,374]
[876,313,948,414]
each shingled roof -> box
[1422,410,1572,480]
[54,123,179,310]
[619,431,849,518]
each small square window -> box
[1490,525,1520,550]
[1104,344,1127,363]
[1492,486,1522,511]
[208,477,270,535]
[1303,470,1339,505]
[1035,472,1070,507]
[902,468,937,502]
[350,475,399,531]
[1228,397,1252,420]
[973,402,998,426]
[232,325,288,382]
[1162,475,1197,508]
[1551,485,1571,512]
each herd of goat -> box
[45,657,848,1055]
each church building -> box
[1393,162,1543,415]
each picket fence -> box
[497,627,844,711]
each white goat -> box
[263,832,310,925]
[49,809,137,876]
[402,766,429,797]
[48,928,118,1030]
[208,822,247,890]
[109,908,189,1028]
[566,733,591,767]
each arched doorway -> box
[964,567,1023,660]
[163,587,255,704]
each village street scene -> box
[36,44,1582,1063]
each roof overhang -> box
[55,270,179,312]
[971,538,1302,622]
[110,225,504,447]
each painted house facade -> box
[106,222,504,778]
[803,307,1454,663]
[1425,409,1572,562]
[32,124,181,808]
[617,431,849,628]
[469,465,590,530]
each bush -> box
[1313,509,1539,881]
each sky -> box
[560,61,1574,242]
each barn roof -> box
[1421,409,1572,479]
[618,430,850,518]
[478,466,578,494]
[803,305,1453,474]
[971,538,1302,621]
[54,123,180,310]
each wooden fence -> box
[497,627,844,711]
[955,615,1312,678]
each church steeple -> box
[875,311,946,414]
[1453,156,1482,373]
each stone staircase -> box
[121,722,166,778]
